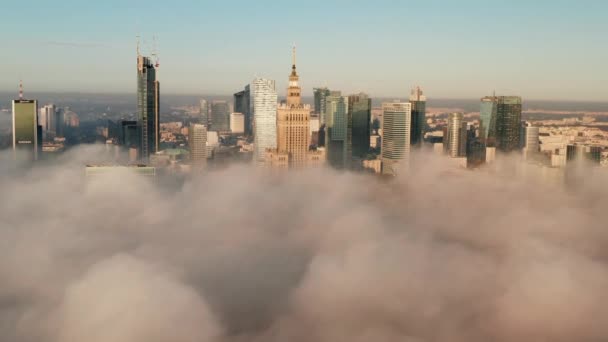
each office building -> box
[199,99,208,125]
[313,87,331,122]
[523,123,540,153]
[234,88,251,135]
[39,104,57,139]
[381,102,411,175]
[230,112,245,134]
[137,52,160,161]
[210,100,230,132]
[445,113,467,158]
[409,86,426,147]
[12,87,40,161]
[189,123,207,170]
[479,95,522,152]
[250,78,278,163]
[466,124,486,167]
[349,93,372,158]
[324,93,349,169]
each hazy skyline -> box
[1,0,607,100]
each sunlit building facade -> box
[381,102,411,175]
[251,78,278,163]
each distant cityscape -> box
[2,44,608,185]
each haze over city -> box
[1,1,608,342]
[1,0,607,100]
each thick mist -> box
[1,145,607,342]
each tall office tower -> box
[230,112,245,134]
[251,78,278,163]
[409,86,427,147]
[479,96,497,146]
[381,102,411,176]
[12,83,40,161]
[324,93,349,169]
[137,52,160,161]
[210,100,230,132]
[523,122,540,155]
[313,87,331,120]
[274,47,312,169]
[189,123,207,170]
[348,93,372,159]
[234,88,251,135]
[55,107,64,137]
[479,95,522,152]
[445,113,467,157]
[466,124,486,167]
[39,104,57,138]
[199,99,208,125]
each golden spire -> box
[291,44,297,77]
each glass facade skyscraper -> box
[12,99,40,161]
[348,93,371,158]
[313,87,331,123]
[409,86,426,147]
[234,88,251,135]
[479,95,522,152]
[210,100,230,132]
[445,113,467,157]
[324,94,349,169]
[137,55,160,161]
[381,102,411,176]
[251,78,278,163]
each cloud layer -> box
[1,145,607,342]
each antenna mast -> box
[19,80,23,100]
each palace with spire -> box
[265,47,325,169]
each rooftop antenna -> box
[292,43,296,67]
[152,35,159,68]
[136,35,141,56]
[19,80,23,100]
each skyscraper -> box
[137,53,160,161]
[234,89,251,135]
[250,78,278,163]
[381,102,411,176]
[479,96,497,145]
[275,47,311,169]
[210,100,230,132]
[39,104,57,139]
[523,122,540,156]
[479,95,522,152]
[445,113,467,158]
[348,93,372,159]
[409,86,426,147]
[313,87,331,124]
[189,123,207,170]
[12,83,40,161]
[199,99,208,126]
[324,93,349,169]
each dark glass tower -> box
[479,95,522,152]
[348,93,371,158]
[137,55,160,161]
[324,93,349,169]
[210,100,230,132]
[234,88,251,135]
[409,86,426,147]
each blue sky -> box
[1,0,607,100]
